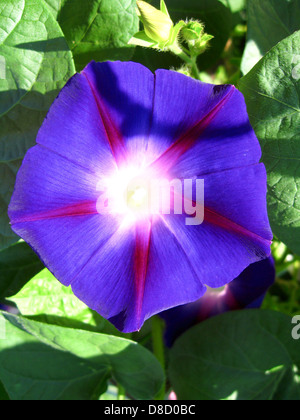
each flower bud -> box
[181,21,204,41]
[192,33,214,55]
[137,1,174,44]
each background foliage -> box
[0,0,299,400]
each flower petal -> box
[169,87,262,178]
[139,217,207,326]
[148,70,261,175]
[228,256,275,308]
[8,146,122,284]
[9,146,101,222]
[81,61,155,164]
[161,164,272,290]
[201,164,272,250]
[70,216,206,333]
[70,224,138,332]
[36,72,115,176]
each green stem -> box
[117,384,126,400]
[190,57,201,80]
[152,316,166,400]
[168,44,201,80]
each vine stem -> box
[168,44,201,80]
[117,384,126,400]
[151,316,166,400]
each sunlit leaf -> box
[239,31,300,254]
[0,311,164,400]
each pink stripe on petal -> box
[171,188,271,251]
[149,86,235,173]
[82,70,128,167]
[204,207,272,249]
[134,219,152,325]
[11,201,98,224]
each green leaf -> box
[132,0,232,71]
[43,0,62,18]
[10,268,127,336]
[0,161,21,250]
[11,268,95,321]
[0,311,164,400]
[0,0,75,251]
[239,31,300,254]
[0,380,9,400]
[241,0,300,74]
[169,310,300,400]
[0,242,44,300]
[53,0,139,71]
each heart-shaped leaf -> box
[0,311,164,400]
[45,0,139,71]
[169,310,300,400]
[239,31,300,254]
[241,0,300,74]
[0,0,75,250]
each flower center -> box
[127,185,148,210]
[96,165,154,221]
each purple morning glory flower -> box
[8,61,272,333]
[160,256,276,346]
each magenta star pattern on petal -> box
[8,61,272,332]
